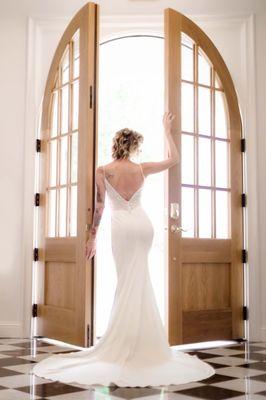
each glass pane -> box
[215,140,229,188]
[198,137,211,186]
[181,44,193,82]
[48,189,56,237]
[198,48,211,86]
[181,134,194,184]
[53,74,59,90]
[181,186,194,237]
[49,140,57,187]
[60,136,68,185]
[70,185,77,236]
[216,190,230,238]
[198,86,211,135]
[72,30,80,79]
[215,91,228,138]
[61,85,69,134]
[71,132,78,183]
[59,187,67,237]
[51,91,58,138]
[61,45,69,85]
[181,32,194,49]
[181,82,194,133]
[73,57,80,79]
[199,188,212,238]
[72,29,80,58]
[215,72,221,88]
[72,80,79,131]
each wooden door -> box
[164,9,244,345]
[34,2,99,347]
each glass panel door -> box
[180,33,230,239]
[46,30,80,237]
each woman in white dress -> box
[32,111,216,387]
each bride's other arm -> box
[141,111,180,176]
[89,166,106,238]
[85,167,106,260]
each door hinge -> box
[89,86,93,109]
[32,303,38,317]
[242,249,247,263]
[241,138,246,152]
[33,248,39,261]
[243,305,248,320]
[35,193,40,206]
[241,193,247,207]
[36,139,41,152]
[87,324,90,347]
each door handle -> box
[170,224,186,233]
[170,202,179,219]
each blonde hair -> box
[111,128,143,160]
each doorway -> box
[31,3,245,347]
[95,35,166,340]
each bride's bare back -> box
[102,161,145,202]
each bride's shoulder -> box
[96,162,113,178]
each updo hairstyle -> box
[111,128,143,160]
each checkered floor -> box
[0,338,266,399]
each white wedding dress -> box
[33,163,215,387]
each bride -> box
[32,111,216,387]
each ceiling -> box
[0,0,265,17]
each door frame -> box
[21,12,257,342]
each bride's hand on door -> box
[163,111,176,134]
[85,239,97,260]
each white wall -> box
[0,0,265,341]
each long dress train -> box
[32,163,216,387]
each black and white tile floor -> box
[0,338,266,399]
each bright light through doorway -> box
[96,35,166,340]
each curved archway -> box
[33,3,245,348]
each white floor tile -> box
[0,372,48,388]
[217,366,266,379]
[0,388,42,399]
[212,377,266,394]
[203,356,257,366]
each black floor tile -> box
[188,352,220,360]
[200,373,237,384]
[203,361,229,369]
[233,352,266,361]
[250,373,266,382]
[177,385,244,400]
[16,381,87,397]
[0,367,23,377]
[256,390,266,396]
[226,345,266,352]
[10,340,53,348]
[241,361,266,371]
[0,349,46,356]
[0,357,35,367]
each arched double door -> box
[34,3,244,347]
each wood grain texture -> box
[164,7,244,345]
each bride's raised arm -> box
[141,111,180,176]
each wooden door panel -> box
[35,2,99,347]
[182,262,231,310]
[164,8,244,345]
[183,309,232,343]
